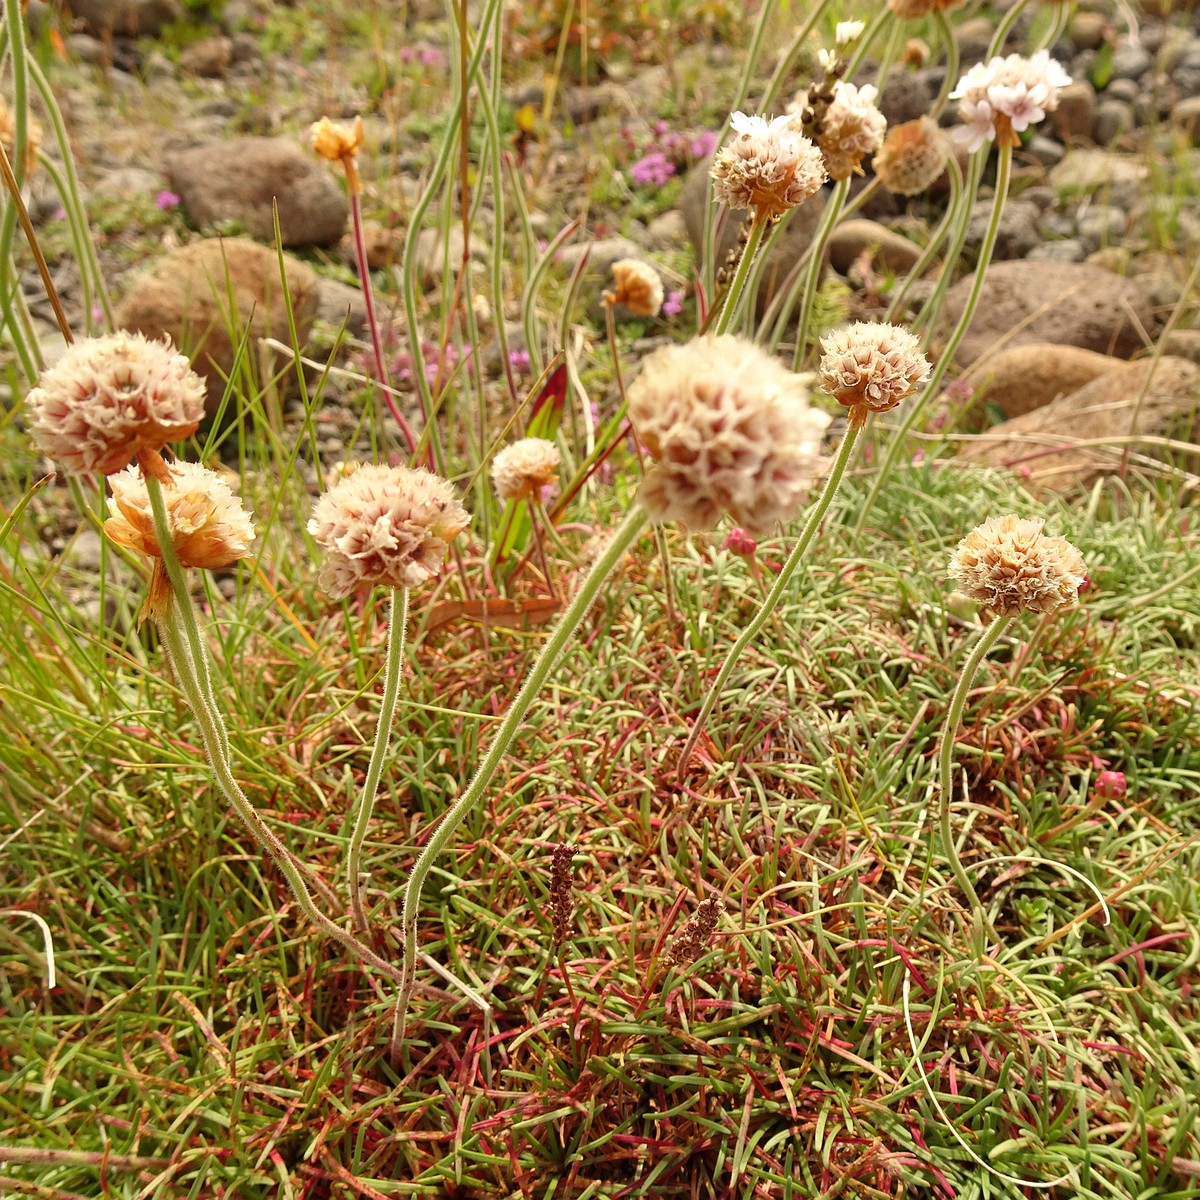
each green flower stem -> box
[791,177,851,369]
[930,10,960,119]
[937,615,1014,922]
[390,504,648,1059]
[712,213,768,337]
[676,422,862,780]
[347,586,409,933]
[155,603,404,984]
[143,471,343,918]
[853,141,1012,542]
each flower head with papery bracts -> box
[492,437,561,502]
[628,335,830,536]
[710,112,826,220]
[603,259,664,318]
[818,322,931,427]
[308,463,469,599]
[949,515,1087,615]
[104,460,256,570]
[793,81,886,182]
[26,331,206,476]
[950,50,1072,151]
[873,116,951,195]
[310,116,363,163]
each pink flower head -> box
[1094,771,1127,800]
[950,50,1071,151]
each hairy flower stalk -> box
[677,325,930,777]
[133,468,402,983]
[937,517,1087,920]
[310,117,420,457]
[309,463,468,930]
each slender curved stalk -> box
[155,604,403,984]
[676,423,862,779]
[391,504,648,1059]
[937,616,1013,920]
[712,213,768,337]
[347,586,409,932]
[853,142,1012,541]
[930,10,960,120]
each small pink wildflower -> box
[723,528,757,558]
[508,348,532,375]
[630,151,676,187]
[662,289,684,317]
[1094,771,1127,800]
[156,190,181,210]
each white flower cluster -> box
[710,112,826,219]
[950,50,1072,152]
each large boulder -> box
[114,237,321,414]
[958,356,1200,493]
[968,343,1117,420]
[937,260,1155,369]
[165,136,349,249]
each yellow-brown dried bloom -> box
[104,460,256,569]
[949,515,1087,615]
[791,82,887,181]
[710,112,827,220]
[628,335,830,536]
[873,116,951,196]
[603,258,664,318]
[889,0,965,17]
[0,94,41,176]
[308,463,469,599]
[310,116,363,162]
[664,897,724,967]
[818,322,931,427]
[492,437,561,502]
[26,331,206,476]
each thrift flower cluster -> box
[950,49,1072,151]
[710,112,826,219]
[628,119,719,188]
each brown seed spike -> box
[550,844,576,946]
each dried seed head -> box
[104,460,256,569]
[710,112,827,220]
[792,82,887,181]
[0,94,41,176]
[310,115,364,162]
[492,437,561,502]
[818,322,931,426]
[873,116,950,196]
[948,515,1087,616]
[665,897,725,967]
[26,332,206,477]
[889,0,965,17]
[950,50,1072,151]
[308,463,469,599]
[604,258,664,318]
[549,844,576,946]
[628,335,830,536]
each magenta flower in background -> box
[630,152,675,187]
[662,289,684,317]
[508,348,532,375]
[156,190,181,210]
[690,131,718,158]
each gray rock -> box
[114,237,321,414]
[827,219,922,275]
[1051,81,1096,144]
[67,32,107,64]
[958,356,1200,494]
[955,17,994,63]
[965,198,1041,260]
[1173,95,1200,142]
[91,165,162,199]
[1093,99,1135,144]
[1174,48,1200,99]
[554,235,642,277]
[647,209,688,249]
[1025,239,1087,263]
[1069,11,1109,51]
[315,277,369,338]
[1161,329,1200,365]
[1103,77,1140,105]
[1048,148,1148,205]
[165,136,349,249]
[179,36,232,79]
[1026,136,1065,167]
[1075,205,1128,250]
[875,71,935,127]
[936,259,1155,367]
[412,225,490,289]
[1110,43,1153,81]
[65,0,183,36]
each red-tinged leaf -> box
[528,361,568,427]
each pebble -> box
[1093,99,1135,145]
[1110,43,1153,82]
[965,198,1041,260]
